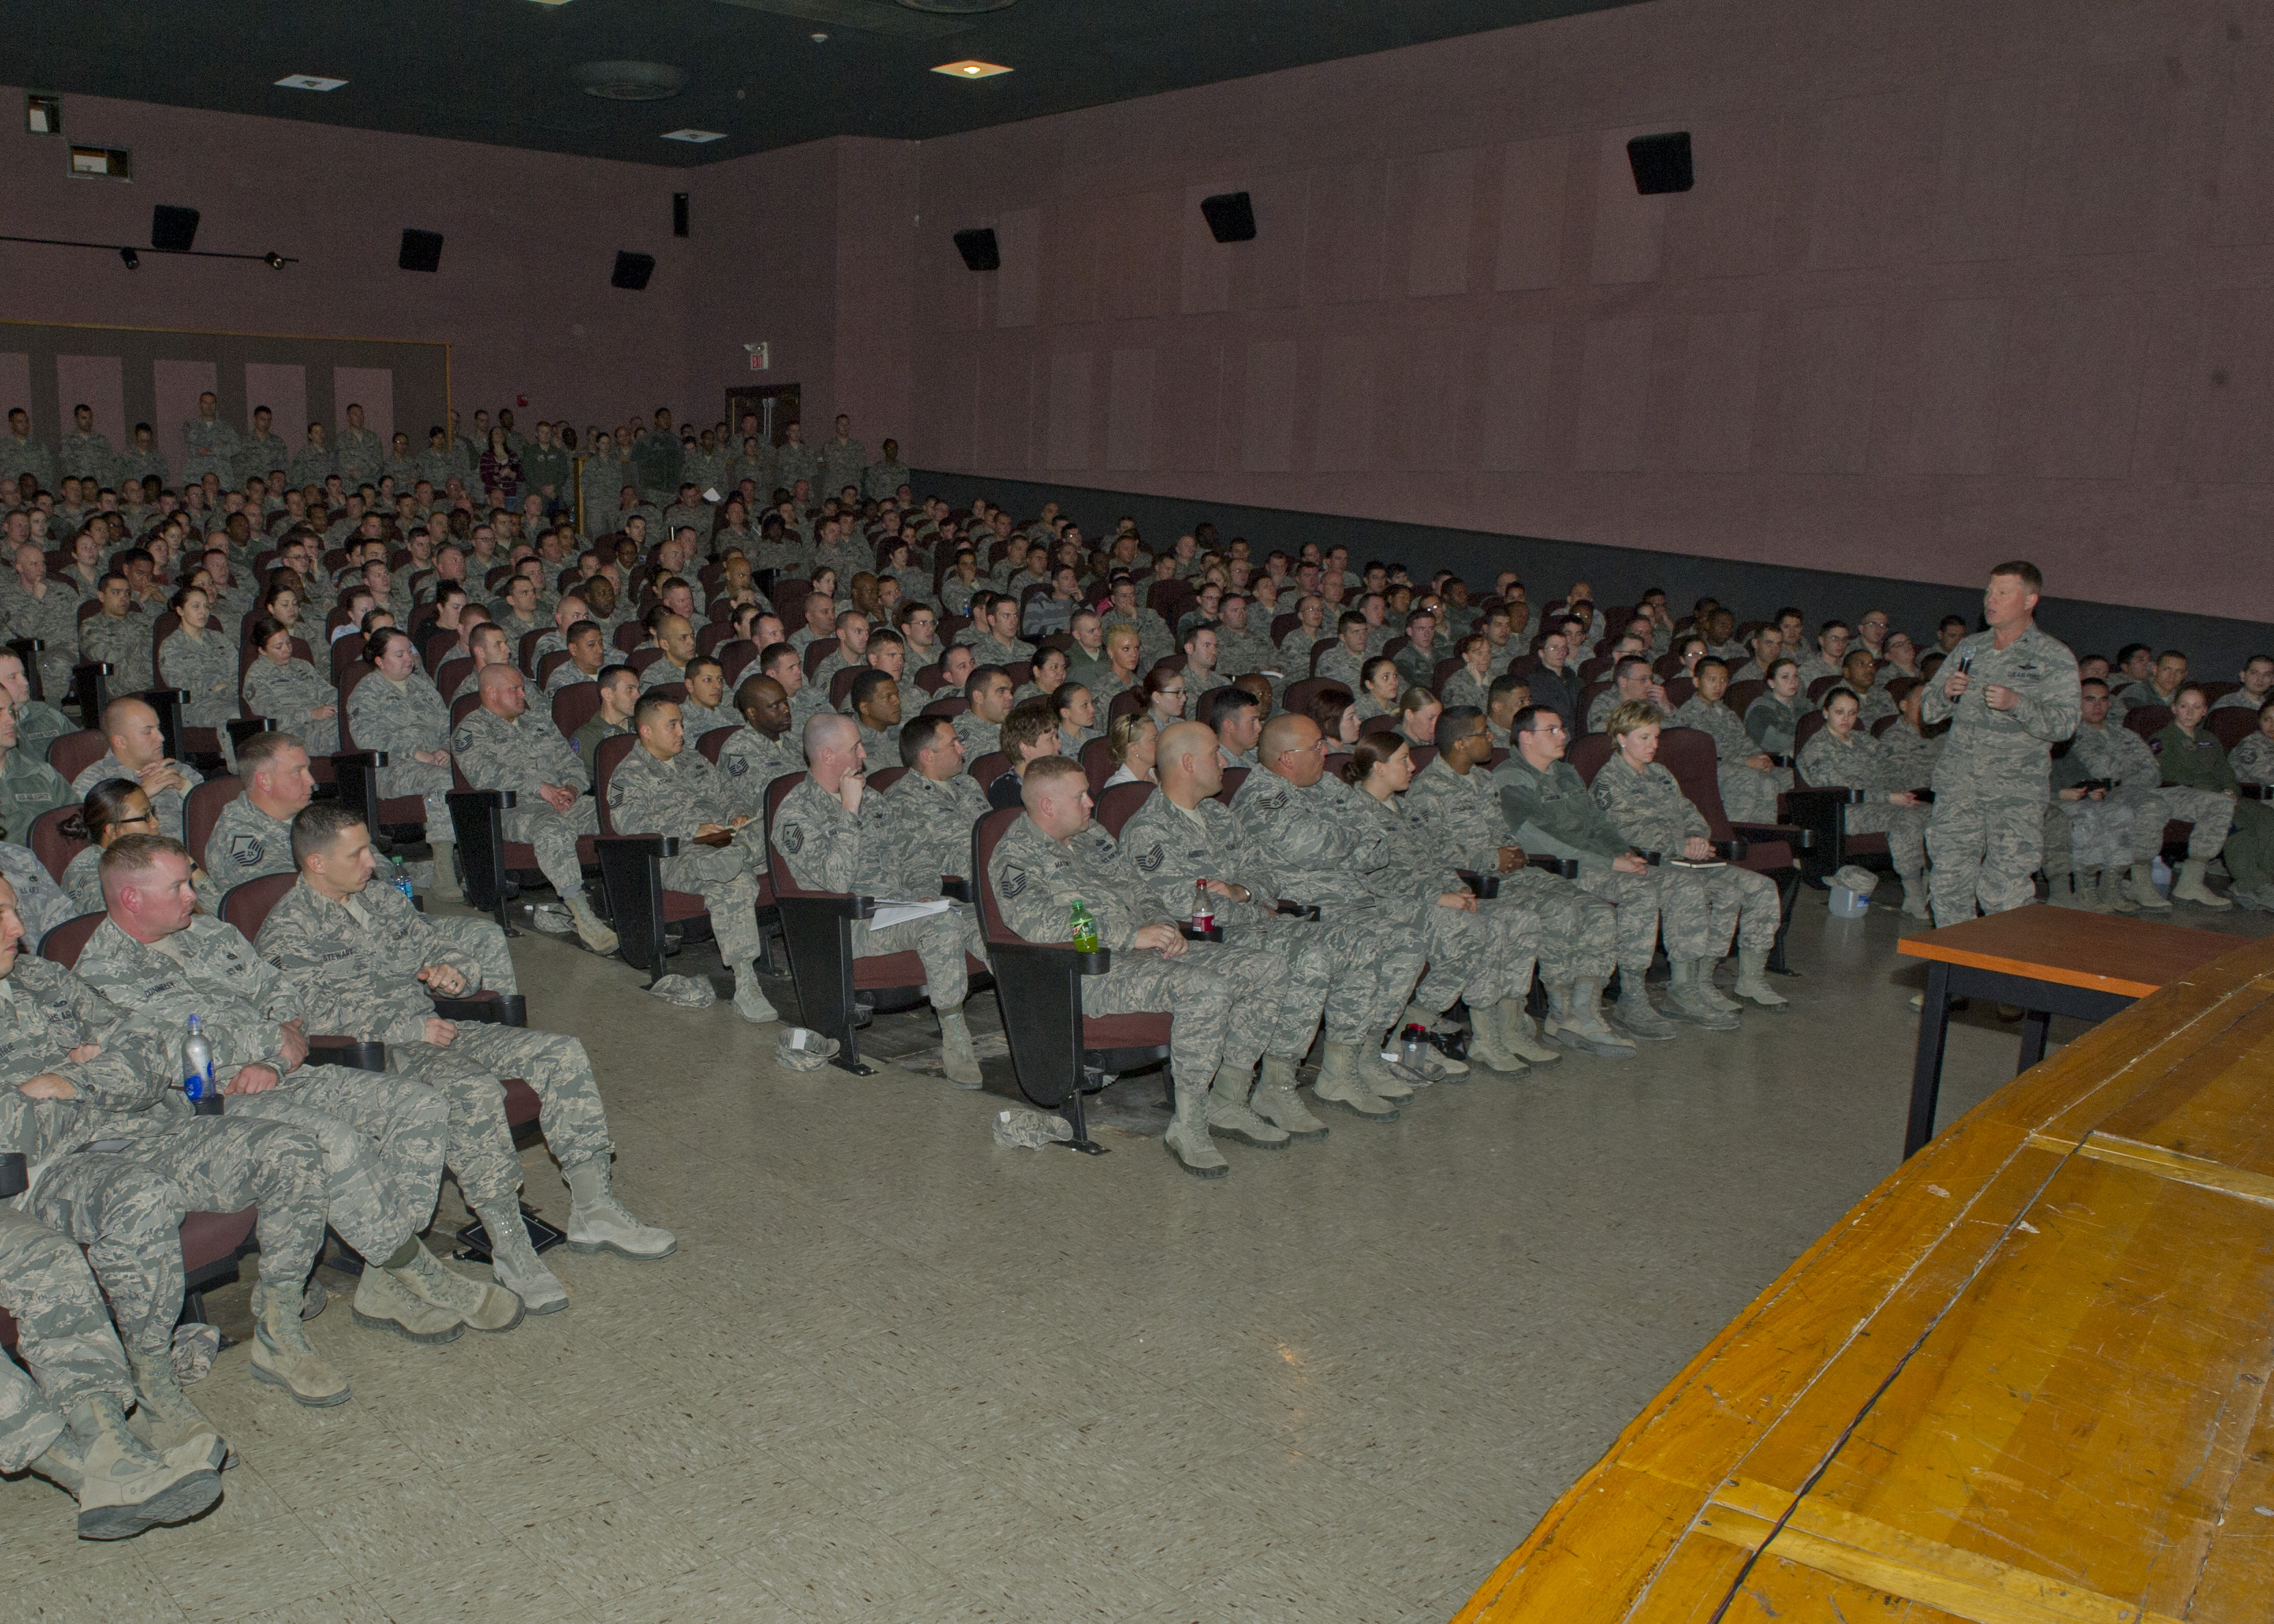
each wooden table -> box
[1896,905,2238,1157]
[1454,933,2274,1624]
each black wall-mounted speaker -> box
[398,229,443,273]
[673,193,689,238]
[1626,132,1694,195]
[150,204,200,253]
[612,251,656,290]
[953,228,1000,271]
[1199,191,1257,243]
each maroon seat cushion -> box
[1084,1013,1174,1048]
[503,1078,541,1127]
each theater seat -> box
[972,807,1171,1153]
[592,733,726,987]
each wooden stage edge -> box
[1454,932,2274,1624]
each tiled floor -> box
[4,890,2267,1623]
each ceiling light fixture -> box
[661,128,726,143]
[573,61,687,100]
[119,247,139,269]
[933,59,1011,79]
[274,74,347,92]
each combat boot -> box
[2098,867,2139,912]
[1898,871,1933,920]
[1600,978,1667,1045]
[248,1278,352,1406]
[564,1158,679,1260]
[350,1254,466,1345]
[32,1394,223,1541]
[1205,1062,1290,1148]
[1663,959,1740,1030]
[2064,868,2111,913]
[1693,956,1744,1013]
[2126,862,2171,910]
[564,893,620,953]
[1550,980,1639,1055]
[1463,1006,1529,1075]
[732,967,780,1023]
[124,1347,228,1468]
[937,1006,984,1088]
[429,834,463,901]
[1163,1075,1230,1177]
[2172,857,2232,909]
[2046,870,2087,909]
[1356,1043,1419,1097]
[1311,1040,1398,1120]
[1250,1054,1328,1140]
[1494,999,1562,1065]
[1733,948,1790,1008]
[474,1202,571,1314]
[389,1243,525,1333]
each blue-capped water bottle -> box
[182,1015,221,1116]
[391,856,416,903]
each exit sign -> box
[745,342,770,372]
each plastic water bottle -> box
[1070,900,1099,952]
[392,856,416,902]
[1190,880,1214,932]
[182,1015,218,1114]
[1399,1023,1429,1072]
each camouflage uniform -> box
[987,814,1245,1088]
[1101,606,1175,667]
[346,670,452,808]
[0,432,56,492]
[820,437,868,499]
[577,458,622,537]
[156,629,238,732]
[712,724,801,824]
[180,417,239,488]
[239,659,340,753]
[0,1205,128,1468]
[71,753,203,843]
[1315,646,1367,691]
[1402,754,1617,985]
[1121,788,1380,1054]
[335,426,384,488]
[1673,696,1789,825]
[451,706,601,904]
[238,430,287,484]
[1344,783,1538,1015]
[1,581,83,699]
[256,878,612,1211]
[1590,755,1776,957]
[79,611,154,693]
[0,964,330,1371]
[0,840,74,939]
[2070,719,2232,864]
[967,633,1034,668]
[200,793,513,991]
[2233,734,2274,786]
[1492,754,1663,976]
[865,458,911,501]
[74,918,446,1261]
[773,437,820,493]
[0,746,75,848]
[59,843,219,920]
[57,428,115,486]
[1222,768,1429,1026]
[638,655,689,695]
[1440,666,1491,713]
[952,709,1000,762]
[884,769,990,884]
[605,742,768,972]
[773,775,983,1010]
[1796,726,1930,877]
[1920,625,2081,926]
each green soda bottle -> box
[1070,900,1099,952]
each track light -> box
[119,246,139,269]
[263,251,285,269]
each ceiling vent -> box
[573,61,688,101]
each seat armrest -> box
[452,788,518,810]
[940,877,970,902]
[989,939,1114,975]
[333,748,394,769]
[597,832,681,858]
[1525,854,1580,879]
[6,637,40,655]
[1274,900,1321,920]
[1456,868,1501,899]
[430,991,526,1025]
[1731,821,1807,845]
[306,1037,387,1071]
[2242,783,2273,802]
[0,1152,25,1199]
[1711,838,1750,862]
[1179,922,1224,941]
[1783,786,1863,810]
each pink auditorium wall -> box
[888,0,2274,624]
[0,87,709,432]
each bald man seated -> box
[769,715,989,1087]
[70,698,202,843]
[450,663,618,954]
[988,755,1300,1178]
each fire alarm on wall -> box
[745,342,770,372]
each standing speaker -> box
[1199,191,1257,243]
[398,229,443,273]
[612,251,656,290]
[1626,132,1694,195]
[953,228,999,271]
[673,193,689,238]
[150,205,200,253]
